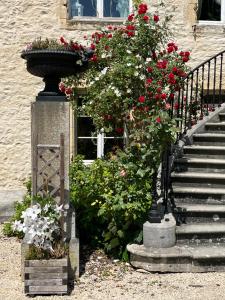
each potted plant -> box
[13,196,68,296]
[21,37,93,98]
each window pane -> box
[199,0,221,21]
[77,117,96,137]
[104,0,129,17]
[77,138,97,159]
[104,138,124,155]
[71,0,97,17]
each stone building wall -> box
[0,0,225,199]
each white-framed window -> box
[75,114,124,164]
[70,0,132,19]
[198,0,225,23]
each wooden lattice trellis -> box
[32,133,65,205]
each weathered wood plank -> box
[25,266,66,273]
[28,285,68,293]
[25,258,67,267]
[26,272,67,280]
[25,279,64,286]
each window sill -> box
[197,20,225,26]
[64,17,126,30]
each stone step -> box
[175,204,225,224]
[205,122,225,131]
[183,145,225,157]
[193,133,225,145]
[127,243,225,272]
[219,113,225,121]
[173,186,225,204]
[174,157,225,172]
[176,223,225,242]
[171,171,225,187]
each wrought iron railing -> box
[149,49,225,223]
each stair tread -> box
[184,145,225,150]
[176,223,225,234]
[128,243,225,260]
[171,172,225,179]
[177,204,225,212]
[194,133,225,137]
[173,186,225,194]
[206,122,225,125]
[175,157,225,164]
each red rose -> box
[127,31,135,37]
[147,67,153,73]
[182,56,189,62]
[59,82,65,93]
[65,87,72,95]
[156,117,161,123]
[90,43,96,50]
[155,94,161,100]
[138,4,148,14]
[161,93,167,100]
[169,93,175,99]
[60,36,67,44]
[154,15,159,22]
[126,24,135,30]
[167,46,174,53]
[179,51,184,57]
[146,78,153,85]
[90,54,98,62]
[143,15,149,22]
[168,73,175,80]
[156,87,162,93]
[107,33,112,38]
[138,95,145,103]
[185,51,190,57]
[128,13,134,21]
[172,67,178,73]
[107,25,113,30]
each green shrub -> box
[70,147,153,259]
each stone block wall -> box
[0,0,225,198]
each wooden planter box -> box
[24,258,68,295]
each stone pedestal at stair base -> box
[21,100,79,281]
[143,213,176,248]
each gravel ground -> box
[1,224,225,300]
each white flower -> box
[76,60,83,66]
[134,71,139,77]
[101,53,106,58]
[114,89,121,97]
[127,63,132,67]
[140,74,146,80]
[127,89,131,94]
[146,57,152,62]
[126,50,132,54]
[55,204,64,214]
[101,67,108,75]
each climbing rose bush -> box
[65,2,190,157]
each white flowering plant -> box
[13,196,66,256]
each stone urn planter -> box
[21,49,90,99]
[24,257,68,295]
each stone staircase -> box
[173,110,225,245]
[128,107,225,272]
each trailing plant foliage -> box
[70,152,152,258]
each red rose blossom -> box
[154,15,159,22]
[115,127,124,134]
[143,15,149,22]
[138,95,145,103]
[156,117,161,123]
[138,3,148,14]
[65,87,72,95]
[128,13,134,21]
[182,56,189,62]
